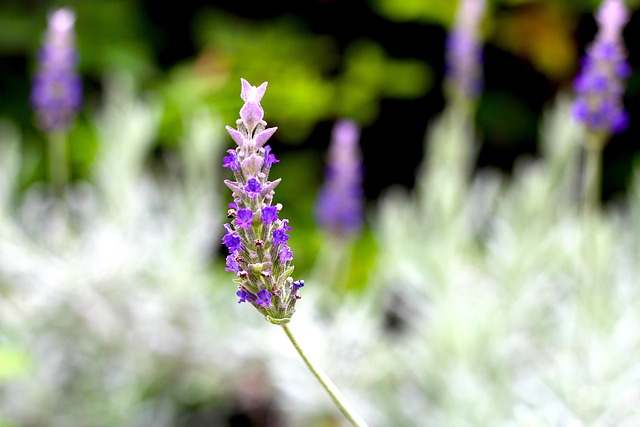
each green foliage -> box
[336,40,432,123]
[189,10,432,141]
[0,345,31,382]
[71,1,157,80]
[370,0,459,24]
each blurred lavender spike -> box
[315,119,365,238]
[222,78,303,324]
[572,0,631,136]
[31,8,82,132]
[445,0,487,102]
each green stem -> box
[583,145,602,217]
[281,324,369,427]
[48,131,69,197]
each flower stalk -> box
[222,79,369,426]
[31,8,82,195]
[281,324,370,427]
[444,0,487,106]
[48,131,69,198]
[572,0,630,214]
[582,133,606,217]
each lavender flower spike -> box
[31,8,82,132]
[315,119,365,238]
[445,0,487,102]
[222,78,303,324]
[572,0,631,136]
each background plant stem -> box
[48,131,68,197]
[583,145,601,217]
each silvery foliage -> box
[268,94,640,427]
[1,74,639,427]
[0,75,258,427]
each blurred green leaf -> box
[192,11,433,140]
[370,0,458,24]
[0,345,31,382]
[383,59,432,99]
[73,1,157,81]
[477,89,538,146]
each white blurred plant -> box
[264,94,640,427]
[1,75,639,427]
[0,74,263,427]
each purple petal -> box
[256,288,272,307]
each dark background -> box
[141,0,640,203]
[1,0,639,203]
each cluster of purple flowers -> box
[315,119,365,238]
[572,0,630,135]
[444,0,486,102]
[31,8,82,132]
[222,79,304,323]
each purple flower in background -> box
[444,0,486,102]
[222,79,304,323]
[572,0,630,135]
[315,119,365,238]
[31,8,82,132]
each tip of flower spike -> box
[50,8,76,31]
[240,78,268,103]
[597,0,629,31]
[333,120,360,148]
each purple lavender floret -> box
[235,209,253,229]
[223,149,241,171]
[273,228,290,246]
[245,178,262,197]
[264,145,279,169]
[256,289,273,307]
[225,255,241,273]
[222,226,242,253]
[444,0,486,102]
[292,280,305,291]
[31,8,82,132]
[237,289,256,304]
[278,245,293,264]
[572,0,630,135]
[261,206,278,225]
[315,119,365,238]
[222,78,304,324]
